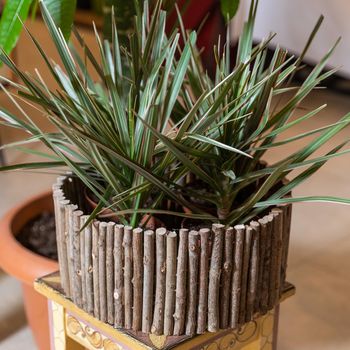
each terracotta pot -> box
[0,191,58,350]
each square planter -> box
[49,174,292,340]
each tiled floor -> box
[1,20,350,350]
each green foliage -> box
[221,0,240,21]
[1,0,350,228]
[103,0,137,43]
[0,0,76,55]
[41,0,77,40]
[0,0,33,54]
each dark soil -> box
[16,212,58,261]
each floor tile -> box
[0,272,27,341]
[0,326,36,350]
[279,260,350,350]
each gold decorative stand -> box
[34,272,294,350]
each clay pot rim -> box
[0,191,58,286]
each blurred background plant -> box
[0,0,240,56]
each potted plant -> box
[1,0,350,348]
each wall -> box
[234,0,350,77]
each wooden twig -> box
[58,198,70,297]
[230,224,245,329]
[197,228,210,334]
[74,177,85,211]
[261,215,273,314]
[208,224,224,332]
[281,203,292,293]
[52,188,65,292]
[255,217,267,313]
[152,228,167,335]
[220,227,234,329]
[114,224,124,328]
[186,230,199,335]
[80,215,89,311]
[60,197,71,292]
[173,229,188,336]
[62,174,72,202]
[123,226,133,329]
[82,217,94,315]
[142,230,155,333]
[99,222,107,323]
[246,221,260,322]
[106,222,115,325]
[72,210,83,308]
[65,176,75,206]
[271,209,283,307]
[239,225,252,325]
[92,221,100,319]
[268,212,278,309]
[164,232,177,336]
[79,216,88,311]
[132,227,143,331]
[67,204,78,301]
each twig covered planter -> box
[52,176,292,336]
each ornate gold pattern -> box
[201,321,258,350]
[199,310,276,350]
[66,315,123,350]
[64,310,275,350]
[149,334,167,349]
[66,315,83,336]
[260,310,275,350]
[103,339,121,350]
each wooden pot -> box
[0,191,58,350]
[55,176,292,336]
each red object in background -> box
[166,0,226,75]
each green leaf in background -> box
[220,0,240,21]
[103,0,136,44]
[41,0,77,41]
[0,0,33,54]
